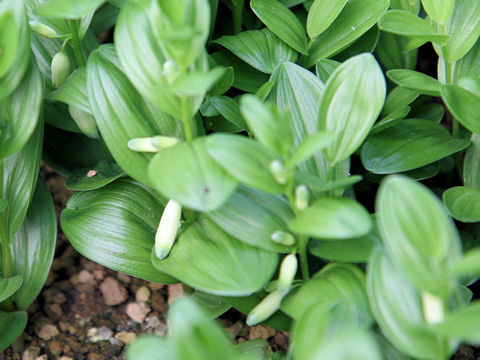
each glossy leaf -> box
[318,53,386,165]
[441,84,480,134]
[0,311,27,352]
[35,0,106,19]
[421,0,454,25]
[250,0,308,54]
[207,186,294,253]
[213,28,298,74]
[61,178,177,284]
[149,138,237,211]
[361,119,470,174]
[50,67,90,114]
[0,275,22,303]
[387,69,441,96]
[443,187,480,223]
[0,12,19,77]
[11,178,56,310]
[288,197,372,240]
[306,0,348,38]
[151,218,278,296]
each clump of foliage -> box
[3,0,480,358]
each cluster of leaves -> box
[4,0,480,358]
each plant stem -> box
[297,235,310,280]
[181,97,194,142]
[69,20,85,67]
[232,0,244,34]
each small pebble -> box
[135,286,151,303]
[78,270,94,284]
[248,324,276,340]
[38,324,60,341]
[167,284,184,304]
[115,332,137,345]
[22,347,40,360]
[126,302,151,323]
[87,327,113,342]
[99,277,128,305]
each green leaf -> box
[126,336,172,360]
[169,68,226,97]
[0,311,27,352]
[387,69,441,96]
[207,186,294,253]
[10,178,56,310]
[443,186,480,223]
[0,275,22,303]
[378,10,449,44]
[149,138,237,211]
[375,31,418,71]
[333,26,380,62]
[190,291,231,319]
[307,0,348,38]
[361,119,470,174]
[209,96,247,130]
[0,58,43,159]
[318,53,386,165]
[376,175,462,296]
[0,12,19,77]
[409,103,444,123]
[295,173,362,193]
[452,248,480,278]
[305,0,389,66]
[234,339,270,360]
[205,134,283,194]
[421,0,454,25]
[250,0,308,54]
[50,67,90,114]
[382,86,419,116]
[151,218,278,296]
[315,59,340,83]
[61,178,177,284]
[432,302,480,343]
[213,28,298,74]
[290,132,334,166]
[370,106,410,135]
[441,84,480,133]
[35,0,106,19]
[464,134,480,191]
[64,160,124,191]
[288,197,372,240]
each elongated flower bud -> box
[295,184,309,211]
[68,105,99,139]
[155,199,182,260]
[246,290,283,326]
[271,230,295,246]
[421,292,444,324]
[29,21,59,38]
[51,51,70,88]
[128,136,179,153]
[269,160,288,185]
[277,254,297,295]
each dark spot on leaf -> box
[203,186,210,194]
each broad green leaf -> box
[441,84,480,133]
[209,96,247,130]
[205,134,283,194]
[208,66,233,96]
[432,302,480,343]
[370,106,410,135]
[11,178,56,310]
[234,339,270,360]
[0,275,22,303]
[391,0,421,14]
[361,119,470,174]
[190,291,231,319]
[295,173,362,193]
[443,187,480,223]
[376,175,462,296]
[288,197,372,240]
[464,134,480,190]
[367,249,443,359]
[387,69,441,96]
[0,311,27,352]
[50,67,90,114]
[458,76,480,97]
[378,10,449,44]
[421,0,454,25]
[450,39,480,82]
[333,26,380,63]
[290,132,334,166]
[250,0,308,54]
[126,336,172,360]
[306,0,348,38]
[87,45,176,186]
[213,28,298,74]
[61,178,177,284]
[207,186,294,253]
[318,53,386,165]
[452,248,480,278]
[382,86,419,115]
[305,0,389,66]
[0,58,43,159]
[151,218,278,296]
[315,59,340,83]
[35,0,105,19]
[375,31,418,71]
[169,68,226,97]
[0,12,19,77]
[64,160,124,191]
[149,138,237,211]
[409,103,444,123]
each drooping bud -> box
[128,136,179,153]
[29,20,59,38]
[269,160,288,185]
[155,199,182,260]
[294,184,309,211]
[68,105,99,139]
[271,230,295,246]
[51,51,70,88]
[421,292,444,324]
[246,290,283,326]
[277,254,297,295]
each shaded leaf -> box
[0,311,27,352]
[443,186,480,223]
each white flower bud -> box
[421,292,444,324]
[29,21,59,38]
[271,230,295,246]
[269,160,288,185]
[246,290,283,326]
[277,254,297,295]
[128,136,179,153]
[51,51,70,88]
[68,105,99,139]
[295,184,309,211]
[155,199,182,260]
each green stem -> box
[69,20,85,67]
[181,97,194,142]
[232,0,245,34]
[297,235,310,280]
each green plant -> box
[5,0,480,358]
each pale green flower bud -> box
[128,136,179,153]
[269,160,288,185]
[421,292,444,324]
[29,21,59,38]
[155,199,182,260]
[162,60,180,84]
[51,51,70,88]
[68,105,99,139]
[271,230,295,246]
[277,254,297,295]
[295,184,309,211]
[246,290,283,326]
